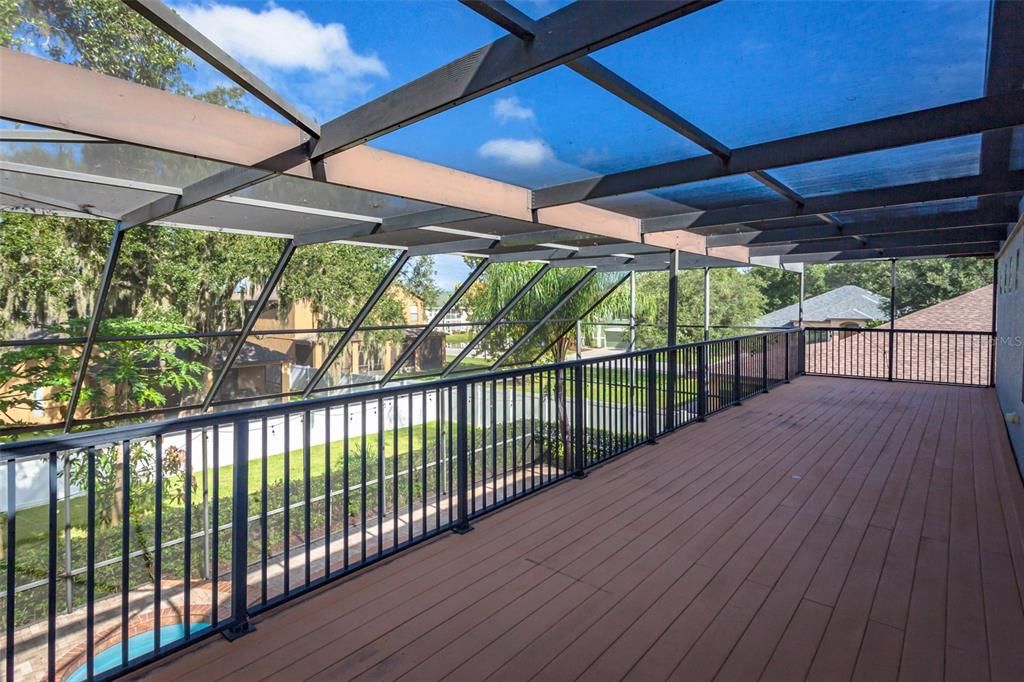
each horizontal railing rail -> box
[803,326,995,387]
[0,328,795,680]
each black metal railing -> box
[803,326,994,386]
[0,330,801,681]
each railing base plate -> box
[451,524,474,535]
[222,621,255,641]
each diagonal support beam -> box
[378,258,490,385]
[534,90,1024,207]
[529,273,632,364]
[440,264,552,377]
[645,172,1024,232]
[300,252,411,397]
[311,0,718,158]
[202,241,297,410]
[125,0,320,137]
[63,224,127,431]
[492,269,597,369]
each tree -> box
[3,0,244,103]
[401,256,444,308]
[598,269,767,346]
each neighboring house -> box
[805,285,993,384]
[756,285,889,329]
[224,284,444,398]
[425,306,470,325]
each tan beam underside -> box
[0,49,749,264]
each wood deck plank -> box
[137,378,1024,682]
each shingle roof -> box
[893,285,992,332]
[757,285,888,327]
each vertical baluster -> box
[120,441,129,664]
[360,401,367,563]
[454,383,472,534]
[260,417,268,598]
[153,436,163,653]
[184,432,192,638]
[47,452,57,680]
[6,457,17,682]
[303,411,311,587]
[324,409,331,579]
[343,404,350,572]
[211,427,219,626]
[392,398,399,549]
[86,447,96,678]
[283,416,290,594]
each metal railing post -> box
[734,339,742,405]
[453,383,472,533]
[888,258,896,382]
[696,344,707,422]
[784,332,791,383]
[762,335,769,393]
[225,418,253,639]
[62,455,73,614]
[573,364,586,477]
[646,353,657,443]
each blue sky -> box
[164,0,991,290]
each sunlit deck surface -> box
[142,377,1024,681]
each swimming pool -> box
[67,622,210,681]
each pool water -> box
[67,622,210,681]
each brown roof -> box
[893,284,992,332]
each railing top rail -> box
[803,325,995,336]
[0,329,796,459]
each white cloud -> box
[491,96,535,123]
[176,2,387,77]
[477,138,554,167]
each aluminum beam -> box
[311,1,718,158]
[63,225,126,431]
[300,252,411,397]
[120,145,310,229]
[463,0,817,214]
[0,49,702,251]
[202,241,297,410]
[407,238,498,256]
[980,1,1024,178]
[747,224,1009,257]
[491,270,597,369]
[440,264,552,377]
[705,207,1019,246]
[378,258,490,385]
[534,91,1024,207]
[780,241,1002,264]
[126,0,320,137]
[0,187,119,220]
[645,172,1024,232]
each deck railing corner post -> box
[733,339,742,406]
[646,352,658,444]
[784,331,791,383]
[224,417,253,641]
[573,363,587,478]
[453,382,473,534]
[761,335,769,393]
[697,344,707,422]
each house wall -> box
[996,215,1024,472]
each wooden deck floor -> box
[142,377,1024,681]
